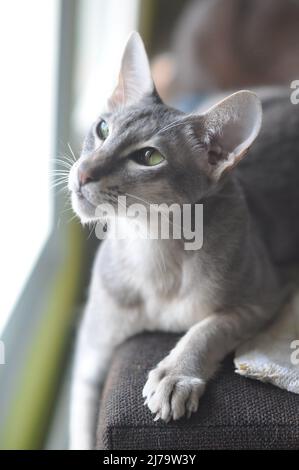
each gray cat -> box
[68,32,299,449]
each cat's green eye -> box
[146,149,164,166]
[96,120,109,140]
[131,148,165,167]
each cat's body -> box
[68,34,299,449]
[237,93,299,265]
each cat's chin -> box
[71,192,98,224]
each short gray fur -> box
[68,33,299,449]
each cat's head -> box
[68,32,262,224]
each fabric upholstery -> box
[96,333,299,450]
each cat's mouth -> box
[75,188,88,202]
[72,187,121,224]
[72,189,98,222]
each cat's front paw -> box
[142,365,205,422]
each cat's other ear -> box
[107,32,155,112]
[199,91,262,181]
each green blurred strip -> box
[138,0,157,52]
[0,222,83,450]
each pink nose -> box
[78,161,102,186]
[78,167,95,186]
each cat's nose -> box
[78,162,100,186]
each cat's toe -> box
[185,379,205,418]
[144,372,205,422]
[170,376,205,420]
[145,375,174,421]
[142,366,166,401]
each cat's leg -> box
[143,309,269,422]
[69,287,142,450]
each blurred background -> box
[0,0,299,450]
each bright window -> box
[0,0,59,333]
[73,0,140,135]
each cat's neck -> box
[104,176,248,258]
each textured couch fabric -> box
[96,333,299,450]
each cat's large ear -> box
[199,91,262,181]
[107,32,155,112]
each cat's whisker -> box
[67,142,78,163]
[67,213,80,225]
[50,178,68,185]
[56,186,70,195]
[50,171,70,176]
[54,156,73,164]
[50,176,69,182]
[53,154,76,169]
[156,241,167,275]
[50,176,69,183]
[158,121,186,134]
[50,167,70,171]
[157,112,201,135]
[50,180,69,190]
[51,155,74,166]
[123,192,152,207]
[58,158,75,168]
[60,195,73,214]
[157,119,185,135]
[86,221,97,239]
[51,172,69,178]
[60,206,73,215]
